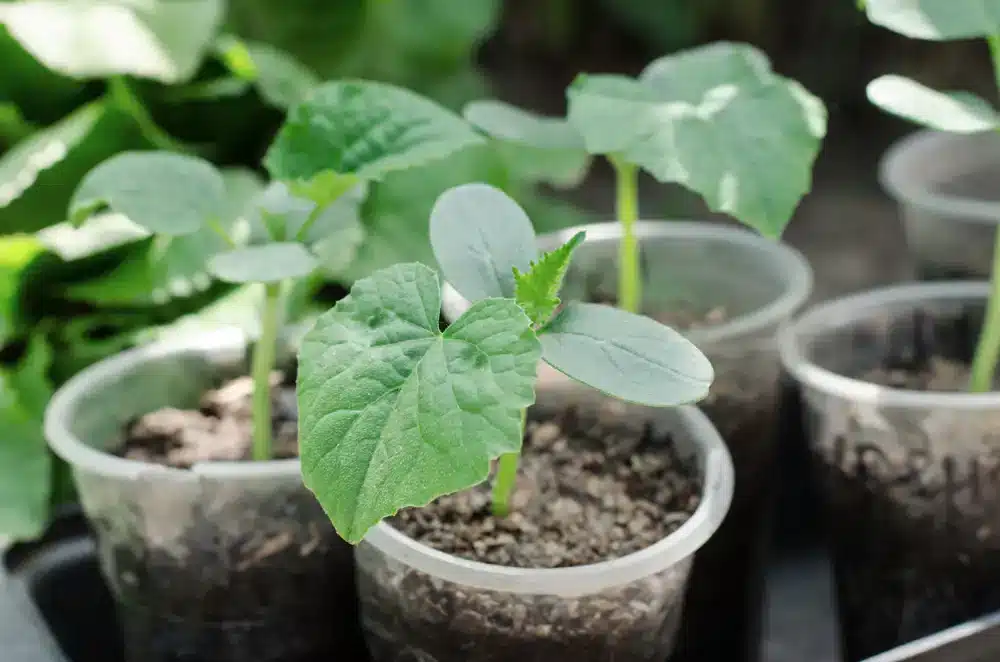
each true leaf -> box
[514,231,586,327]
[297,262,540,543]
[540,302,713,406]
[208,242,318,284]
[264,80,484,187]
[864,0,1000,40]
[867,75,1000,133]
[0,0,225,82]
[429,183,538,302]
[567,42,827,238]
[0,337,53,540]
[70,151,226,235]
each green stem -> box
[294,203,329,243]
[251,283,282,461]
[207,218,236,247]
[970,230,1000,392]
[492,410,526,517]
[108,77,190,153]
[613,158,641,313]
[989,35,1000,93]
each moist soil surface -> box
[817,308,1000,660]
[102,372,359,662]
[361,403,701,662]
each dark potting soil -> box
[360,403,701,662]
[98,372,360,662]
[814,307,1000,660]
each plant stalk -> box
[108,77,190,153]
[251,283,283,461]
[613,159,641,313]
[968,35,1000,393]
[492,410,527,517]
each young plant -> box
[465,43,828,314]
[297,183,714,543]
[67,80,484,462]
[862,0,1000,392]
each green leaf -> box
[514,231,585,327]
[567,42,827,238]
[245,41,320,110]
[865,0,1000,40]
[540,302,713,407]
[208,243,318,284]
[264,80,484,187]
[464,101,591,189]
[0,235,44,345]
[429,183,538,301]
[0,102,103,217]
[298,262,540,543]
[867,75,1000,133]
[0,337,53,540]
[288,172,361,209]
[0,0,225,82]
[70,151,226,235]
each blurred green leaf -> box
[867,75,1000,132]
[209,242,318,284]
[865,0,1000,40]
[0,234,45,345]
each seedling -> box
[862,0,1000,392]
[297,183,714,543]
[67,80,484,461]
[465,43,827,314]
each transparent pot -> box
[881,130,1000,280]
[779,282,1000,659]
[356,380,734,662]
[44,329,356,662]
[442,219,812,657]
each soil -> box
[813,307,1000,660]
[95,371,361,662]
[359,402,701,662]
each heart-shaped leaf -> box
[540,302,713,406]
[567,42,827,238]
[867,75,1000,133]
[865,0,1000,40]
[0,336,53,540]
[298,262,540,543]
[429,183,538,302]
[70,151,226,235]
[0,0,224,82]
[264,80,484,187]
[208,242,319,284]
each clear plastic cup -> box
[779,282,1000,659]
[44,329,357,662]
[442,219,812,656]
[880,130,1000,280]
[356,380,734,662]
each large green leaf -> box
[70,151,226,235]
[540,302,713,407]
[865,0,1000,40]
[298,262,540,543]
[264,80,484,186]
[0,0,225,82]
[0,235,45,345]
[429,183,538,301]
[867,75,1000,132]
[567,42,827,237]
[0,337,53,540]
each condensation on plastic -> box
[43,329,354,662]
[356,381,734,662]
[881,130,1000,280]
[779,282,1000,657]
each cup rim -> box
[778,281,1000,410]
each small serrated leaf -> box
[513,231,585,327]
[297,262,540,543]
[430,183,537,301]
[70,151,226,235]
[540,302,713,407]
[867,75,1000,133]
[208,242,318,284]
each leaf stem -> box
[207,218,236,247]
[107,77,190,154]
[491,410,526,517]
[251,283,282,461]
[970,230,1000,392]
[989,35,1000,95]
[295,203,328,243]
[613,158,641,313]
